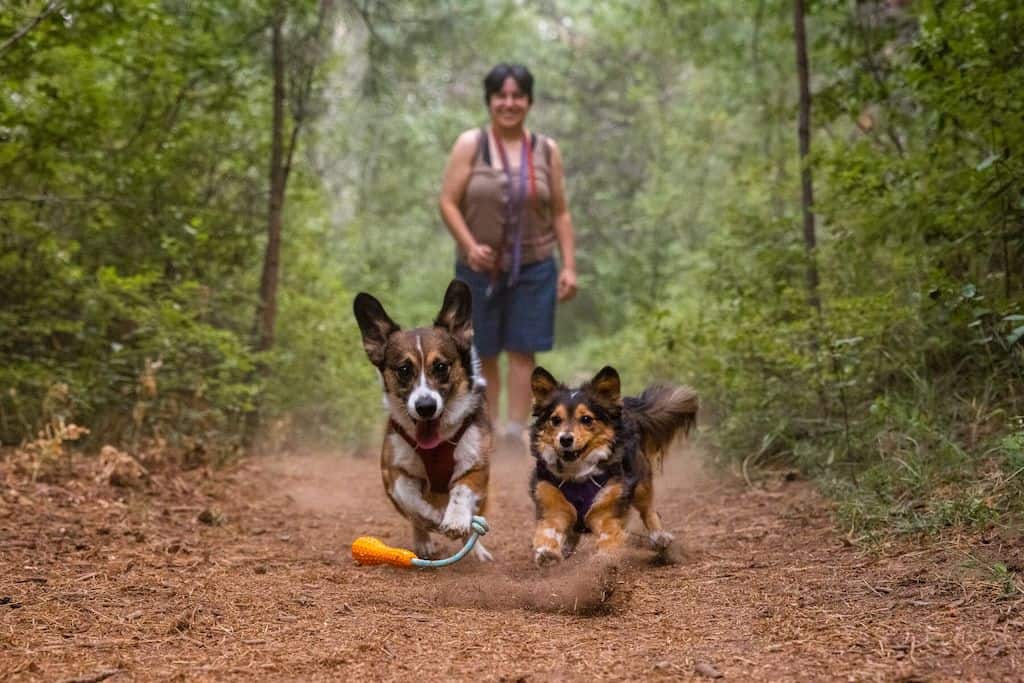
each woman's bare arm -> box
[547,138,577,301]
[439,130,495,272]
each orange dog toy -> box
[351,516,489,568]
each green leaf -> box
[1007,326,1024,347]
[833,336,864,346]
[975,153,1000,171]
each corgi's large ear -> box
[434,279,473,349]
[531,366,559,406]
[589,366,621,404]
[353,292,400,367]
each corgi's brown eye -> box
[580,415,594,426]
[432,360,450,380]
[550,415,562,426]
[395,363,413,381]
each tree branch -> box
[282,0,332,186]
[0,1,64,56]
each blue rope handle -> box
[411,516,489,568]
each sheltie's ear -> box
[531,366,559,406]
[434,279,473,349]
[353,292,400,367]
[589,366,621,404]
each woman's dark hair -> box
[483,63,534,105]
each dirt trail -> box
[2,447,1022,681]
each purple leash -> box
[492,130,530,288]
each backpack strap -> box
[479,126,491,166]
[532,132,552,165]
[481,129,549,166]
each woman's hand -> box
[557,267,577,302]
[548,139,578,303]
[440,130,487,267]
[466,242,496,272]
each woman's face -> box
[488,76,531,130]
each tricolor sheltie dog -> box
[353,280,493,561]
[528,366,698,566]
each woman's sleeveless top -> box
[457,129,557,267]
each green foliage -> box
[259,206,383,448]
[0,252,258,449]
[1,0,292,450]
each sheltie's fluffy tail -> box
[624,384,699,466]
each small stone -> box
[197,509,222,526]
[695,661,723,679]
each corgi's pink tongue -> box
[415,419,443,449]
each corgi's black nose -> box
[414,397,437,418]
[559,433,574,448]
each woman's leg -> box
[506,350,535,428]
[454,261,503,417]
[501,258,556,450]
[481,354,501,420]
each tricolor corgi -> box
[353,280,493,561]
[528,366,697,566]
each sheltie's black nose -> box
[559,433,574,448]
[414,397,437,418]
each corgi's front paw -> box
[472,541,494,562]
[534,546,561,567]
[414,536,440,560]
[439,510,472,539]
[650,530,674,550]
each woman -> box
[439,63,577,452]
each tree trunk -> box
[254,0,330,353]
[794,0,821,313]
[255,6,287,353]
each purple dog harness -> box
[536,460,613,533]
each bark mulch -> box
[2,446,1022,681]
